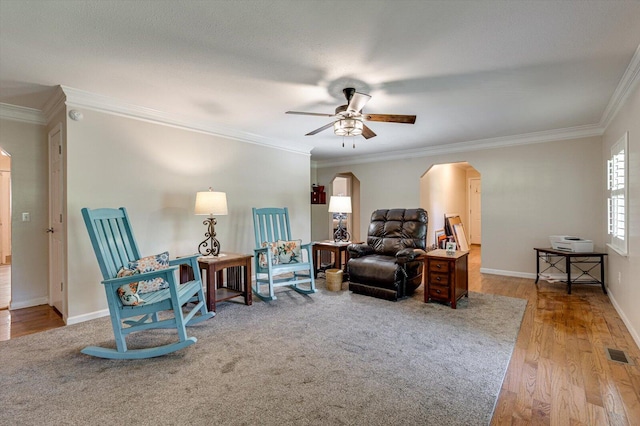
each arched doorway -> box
[330,172,360,242]
[420,162,481,251]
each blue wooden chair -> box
[81,207,214,359]
[252,207,317,301]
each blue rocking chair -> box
[81,207,214,359]
[252,207,317,301]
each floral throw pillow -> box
[116,267,144,306]
[276,240,302,264]
[258,242,279,268]
[128,251,170,294]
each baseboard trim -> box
[480,268,536,280]
[607,290,640,351]
[66,309,109,325]
[10,297,49,310]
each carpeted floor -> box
[0,279,526,425]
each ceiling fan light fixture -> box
[333,118,363,136]
[287,87,415,139]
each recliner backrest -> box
[366,208,428,255]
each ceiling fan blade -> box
[364,114,416,124]
[362,124,377,139]
[346,92,371,113]
[305,122,335,136]
[286,111,334,117]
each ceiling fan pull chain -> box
[342,136,345,148]
[353,141,356,149]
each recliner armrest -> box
[396,248,428,264]
[347,243,375,258]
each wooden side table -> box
[197,253,253,312]
[425,249,469,309]
[312,241,355,279]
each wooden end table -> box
[197,253,253,312]
[312,240,356,279]
[424,249,469,309]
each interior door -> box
[469,178,481,245]
[48,124,64,316]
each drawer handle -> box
[436,276,441,281]
[436,264,442,269]
[436,289,441,294]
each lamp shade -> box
[328,195,352,213]
[333,119,363,136]
[195,190,228,216]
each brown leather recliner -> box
[347,208,428,301]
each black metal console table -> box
[534,247,607,295]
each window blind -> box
[607,132,628,255]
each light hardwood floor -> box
[0,263,65,341]
[0,246,638,424]
[474,247,640,425]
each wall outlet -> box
[618,271,622,284]
[21,212,30,222]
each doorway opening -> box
[330,173,360,242]
[420,162,481,253]
[0,147,12,310]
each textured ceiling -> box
[1,0,640,164]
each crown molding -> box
[314,123,604,169]
[600,43,640,129]
[311,44,640,169]
[6,44,638,165]
[41,86,67,123]
[59,86,313,157]
[0,103,46,125]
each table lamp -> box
[328,195,352,242]
[195,187,228,256]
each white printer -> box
[549,235,594,253]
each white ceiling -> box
[2,1,640,165]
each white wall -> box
[420,163,468,247]
[332,177,347,196]
[64,109,311,323]
[602,80,640,347]
[0,119,48,309]
[311,204,330,241]
[316,135,604,276]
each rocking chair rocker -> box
[81,207,214,359]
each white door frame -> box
[48,123,66,320]
[468,177,482,245]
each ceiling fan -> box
[286,88,416,140]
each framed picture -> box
[445,241,457,254]
[453,223,469,251]
[444,214,462,243]
[435,228,446,248]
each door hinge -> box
[58,145,61,155]
[60,282,63,291]
[59,213,62,223]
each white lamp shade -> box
[333,119,363,136]
[328,195,352,213]
[195,191,228,216]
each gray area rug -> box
[1,280,526,425]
